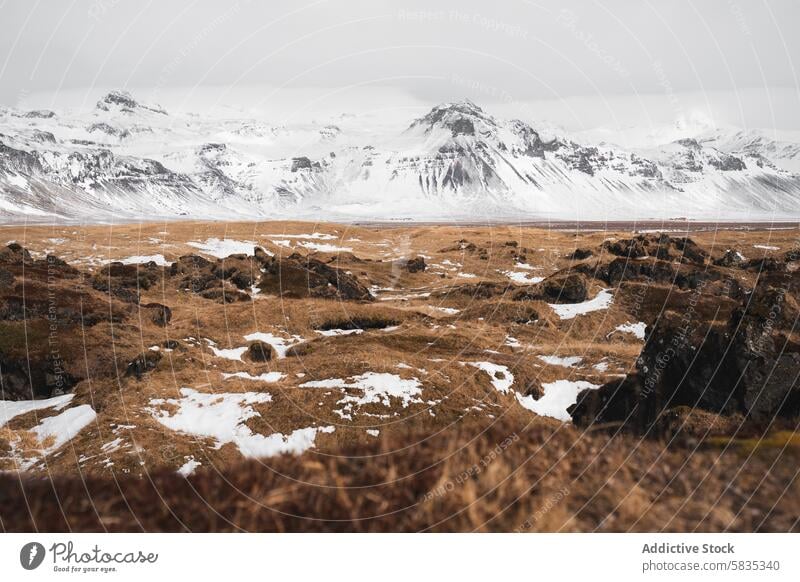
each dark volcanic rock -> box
[602,234,708,265]
[539,272,588,303]
[125,351,161,380]
[714,249,746,268]
[567,248,594,260]
[247,342,274,362]
[0,268,14,288]
[0,354,81,400]
[0,243,32,265]
[142,303,171,327]
[257,252,373,301]
[570,272,800,433]
[405,256,426,273]
[93,261,163,302]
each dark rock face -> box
[405,256,426,273]
[714,249,746,268]
[602,234,708,265]
[567,248,594,260]
[125,351,161,380]
[142,303,171,327]
[0,354,80,400]
[539,272,588,303]
[570,272,800,433]
[247,342,274,362]
[93,261,163,303]
[0,268,13,288]
[257,252,373,301]
[212,255,257,290]
[0,243,32,265]
[169,254,251,302]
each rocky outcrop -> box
[256,252,373,301]
[246,342,274,362]
[405,256,426,273]
[570,271,800,433]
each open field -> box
[0,220,798,531]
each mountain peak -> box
[96,90,167,115]
[409,99,495,137]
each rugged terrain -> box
[0,220,798,532]
[2,92,800,220]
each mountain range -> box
[2,91,800,222]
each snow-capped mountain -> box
[2,91,800,221]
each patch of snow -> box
[6,174,28,189]
[516,380,601,422]
[457,272,477,278]
[614,321,647,340]
[178,457,201,477]
[0,394,75,427]
[222,371,285,383]
[503,271,544,284]
[538,355,583,368]
[298,241,352,253]
[101,438,124,453]
[148,388,329,457]
[468,362,514,394]
[265,233,337,240]
[593,361,609,372]
[504,336,522,349]
[117,254,171,266]
[548,289,613,320]
[209,345,248,361]
[754,244,780,251]
[432,306,460,315]
[316,328,364,337]
[188,238,271,259]
[31,404,97,453]
[300,372,423,413]
[366,429,380,437]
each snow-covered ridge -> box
[2,92,800,221]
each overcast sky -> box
[1,0,799,130]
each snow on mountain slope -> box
[1,91,800,222]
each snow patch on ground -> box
[148,388,331,458]
[222,371,285,383]
[432,306,460,315]
[754,244,780,251]
[300,372,423,419]
[209,345,249,361]
[0,394,75,426]
[31,404,97,453]
[548,289,613,320]
[265,233,337,240]
[517,380,601,422]
[316,328,363,337]
[188,238,270,258]
[298,241,353,253]
[117,254,171,266]
[468,362,514,394]
[614,321,647,340]
[503,270,544,284]
[538,355,583,368]
[178,457,201,477]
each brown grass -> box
[1,417,798,532]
